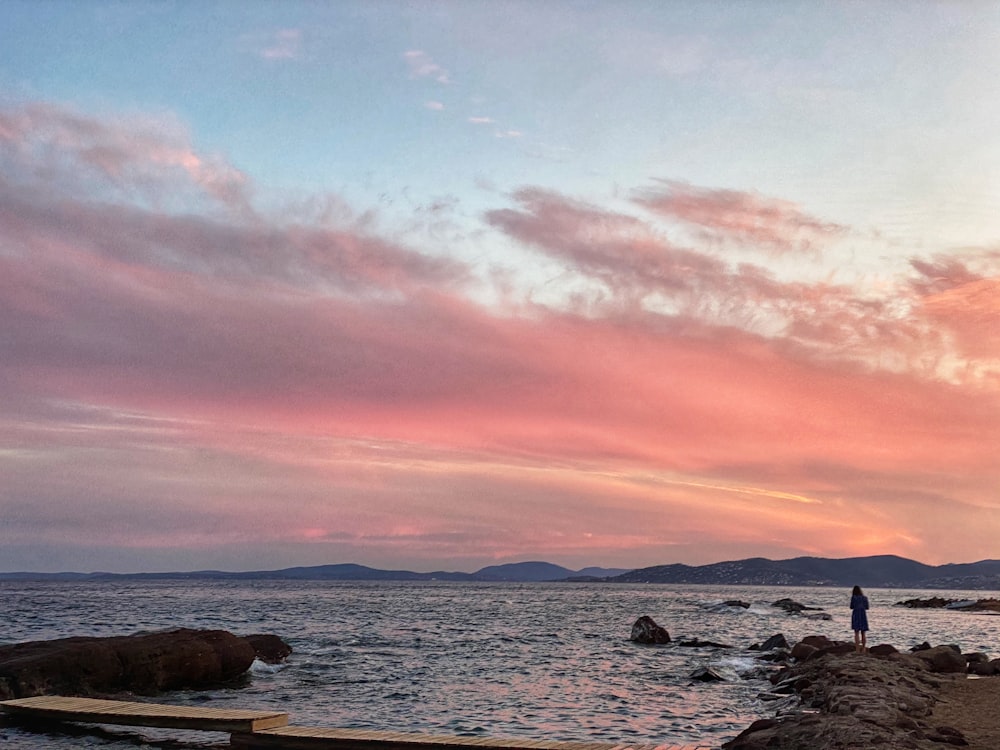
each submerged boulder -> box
[0,628,290,699]
[690,666,728,682]
[629,615,671,644]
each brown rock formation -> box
[0,628,290,699]
[629,615,670,644]
[724,637,986,749]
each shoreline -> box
[725,636,997,749]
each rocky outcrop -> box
[897,597,1000,613]
[723,635,991,749]
[771,598,832,620]
[629,615,670,644]
[0,628,291,700]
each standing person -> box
[850,585,870,653]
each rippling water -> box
[3,580,1000,749]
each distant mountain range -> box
[0,561,629,583]
[4,555,1000,588]
[611,555,1000,589]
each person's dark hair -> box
[852,585,863,596]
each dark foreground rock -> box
[629,615,671,644]
[724,639,978,750]
[0,628,291,699]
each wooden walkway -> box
[0,696,715,750]
[0,695,289,732]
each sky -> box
[1,1,999,574]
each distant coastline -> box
[5,554,1000,589]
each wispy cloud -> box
[0,102,253,215]
[260,28,302,60]
[633,180,846,254]
[424,100,445,111]
[468,116,495,125]
[403,50,451,84]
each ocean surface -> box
[3,580,1000,749]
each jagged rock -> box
[759,633,789,651]
[0,628,289,699]
[629,615,670,644]
[912,641,933,652]
[756,648,790,663]
[690,666,727,682]
[771,598,831,620]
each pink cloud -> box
[910,253,1000,364]
[0,102,253,215]
[633,180,846,254]
[2,101,1000,571]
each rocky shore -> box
[0,628,291,700]
[724,634,997,750]
[627,607,1000,749]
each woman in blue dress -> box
[850,585,870,653]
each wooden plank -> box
[0,695,289,732]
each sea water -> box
[3,580,1000,749]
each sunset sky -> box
[2,1,999,574]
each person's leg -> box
[854,630,861,652]
[861,631,867,653]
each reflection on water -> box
[4,580,1000,749]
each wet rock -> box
[897,597,953,609]
[629,615,670,644]
[772,598,823,614]
[0,628,287,699]
[690,666,727,682]
[677,638,732,648]
[756,648,790,663]
[759,633,789,652]
[723,600,751,609]
[244,633,293,664]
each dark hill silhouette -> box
[4,556,1000,588]
[611,554,999,588]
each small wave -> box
[250,658,287,674]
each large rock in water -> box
[0,628,287,699]
[630,615,671,644]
